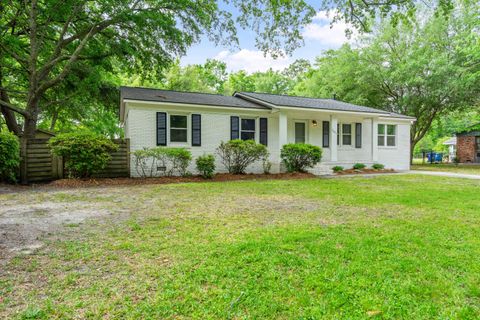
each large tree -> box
[296,3,480,160]
[0,0,453,137]
[361,4,480,159]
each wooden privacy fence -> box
[94,139,130,178]
[20,138,130,183]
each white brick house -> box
[120,87,415,176]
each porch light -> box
[312,120,318,127]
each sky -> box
[180,10,358,73]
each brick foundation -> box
[457,136,476,163]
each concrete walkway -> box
[408,170,480,180]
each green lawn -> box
[412,163,480,175]
[1,175,480,319]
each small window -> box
[295,122,306,143]
[241,118,255,141]
[170,115,188,142]
[378,124,396,147]
[342,124,352,145]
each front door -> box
[295,122,306,143]
[476,136,480,163]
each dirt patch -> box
[0,200,122,265]
[45,172,316,189]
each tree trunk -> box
[410,139,415,165]
[0,105,22,135]
[0,70,22,135]
[50,109,58,131]
[23,99,39,138]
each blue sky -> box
[181,10,357,73]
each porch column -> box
[278,111,288,149]
[371,118,378,162]
[330,115,338,162]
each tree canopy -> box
[0,0,457,138]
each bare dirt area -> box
[0,187,129,266]
[0,175,318,267]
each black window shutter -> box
[355,123,362,148]
[337,123,340,145]
[192,114,201,146]
[322,121,329,148]
[231,116,239,140]
[156,112,167,146]
[259,118,268,146]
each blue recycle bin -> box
[426,152,443,163]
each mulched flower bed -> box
[46,172,316,188]
[335,168,395,175]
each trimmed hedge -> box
[196,154,216,179]
[132,147,192,177]
[49,131,118,178]
[332,165,344,173]
[372,163,385,170]
[280,143,322,173]
[353,163,366,170]
[216,139,268,174]
[0,131,20,183]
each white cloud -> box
[302,10,357,48]
[214,49,292,73]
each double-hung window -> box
[170,115,188,143]
[337,123,352,146]
[378,124,396,147]
[342,124,352,145]
[241,118,255,141]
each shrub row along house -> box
[120,87,415,176]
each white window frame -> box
[169,113,190,145]
[294,120,308,143]
[240,117,256,141]
[337,122,354,147]
[378,124,397,148]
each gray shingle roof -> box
[120,86,268,109]
[235,92,414,119]
[119,87,415,121]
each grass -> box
[1,175,480,319]
[412,163,480,175]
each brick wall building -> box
[456,126,480,163]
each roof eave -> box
[122,98,271,112]
[272,105,396,117]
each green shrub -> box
[262,157,272,174]
[131,147,192,178]
[196,154,216,179]
[352,163,366,170]
[372,163,385,170]
[453,156,460,165]
[49,131,118,178]
[164,148,192,176]
[0,131,20,183]
[132,148,155,178]
[216,139,268,174]
[332,165,344,173]
[280,143,322,173]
